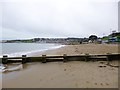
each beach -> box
[33,43,119,56]
[2,44,119,88]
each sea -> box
[0,43,64,71]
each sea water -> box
[0,43,64,70]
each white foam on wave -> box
[0,66,5,70]
[2,64,23,73]
[0,64,6,73]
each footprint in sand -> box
[86,81,89,83]
[72,74,74,76]
[94,83,97,85]
[106,83,109,86]
[64,69,67,71]
[100,83,103,86]
[75,83,78,87]
[75,48,79,52]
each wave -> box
[0,45,65,72]
[0,64,6,73]
[0,45,65,57]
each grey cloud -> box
[1,0,118,39]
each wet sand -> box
[2,44,119,88]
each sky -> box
[0,0,119,40]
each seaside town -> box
[1,31,120,44]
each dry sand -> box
[33,43,119,56]
[2,44,119,88]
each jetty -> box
[0,53,120,64]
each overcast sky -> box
[0,0,119,40]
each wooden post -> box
[2,55,8,64]
[22,55,27,64]
[106,53,111,65]
[63,54,67,62]
[84,53,89,62]
[42,55,46,63]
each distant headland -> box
[1,32,120,44]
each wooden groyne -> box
[1,53,120,64]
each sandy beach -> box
[33,43,119,56]
[2,44,119,88]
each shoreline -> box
[2,44,119,88]
[1,43,65,57]
[1,43,119,57]
[28,44,66,57]
[32,43,119,56]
